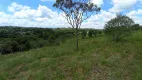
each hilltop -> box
[0,30,142,80]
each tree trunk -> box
[76,28,79,50]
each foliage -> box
[0,27,74,54]
[88,30,93,38]
[93,30,101,36]
[98,30,102,35]
[104,14,135,42]
[131,24,141,30]
[0,31,142,80]
[81,30,87,39]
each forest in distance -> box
[0,26,103,55]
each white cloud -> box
[82,10,116,29]
[8,2,30,12]
[0,2,69,28]
[13,5,58,19]
[91,0,104,7]
[109,0,137,12]
[127,9,142,25]
[0,12,12,26]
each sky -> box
[0,0,142,29]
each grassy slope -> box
[0,31,142,80]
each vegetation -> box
[53,0,100,50]
[0,29,142,80]
[132,24,141,30]
[0,26,103,55]
[81,30,87,39]
[104,14,135,42]
[0,4,142,79]
[0,27,74,54]
[88,30,94,38]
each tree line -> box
[0,27,75,54]
[0,27,103,55]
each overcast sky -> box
[0,0,142,29]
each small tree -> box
[104,14,135,42]
[53,0,100,50]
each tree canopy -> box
[53,0,100,28]
[53,0,100,50]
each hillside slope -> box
[0,31,142,80]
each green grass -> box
[0,30,142,80]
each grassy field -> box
[0,30,142,80]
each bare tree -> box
[53,0,100,50]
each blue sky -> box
[0,0,142,29]
[0,0,55,12]
[1,0,112,12]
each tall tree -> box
[53,0,100,50]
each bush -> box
[0,40,13,54]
